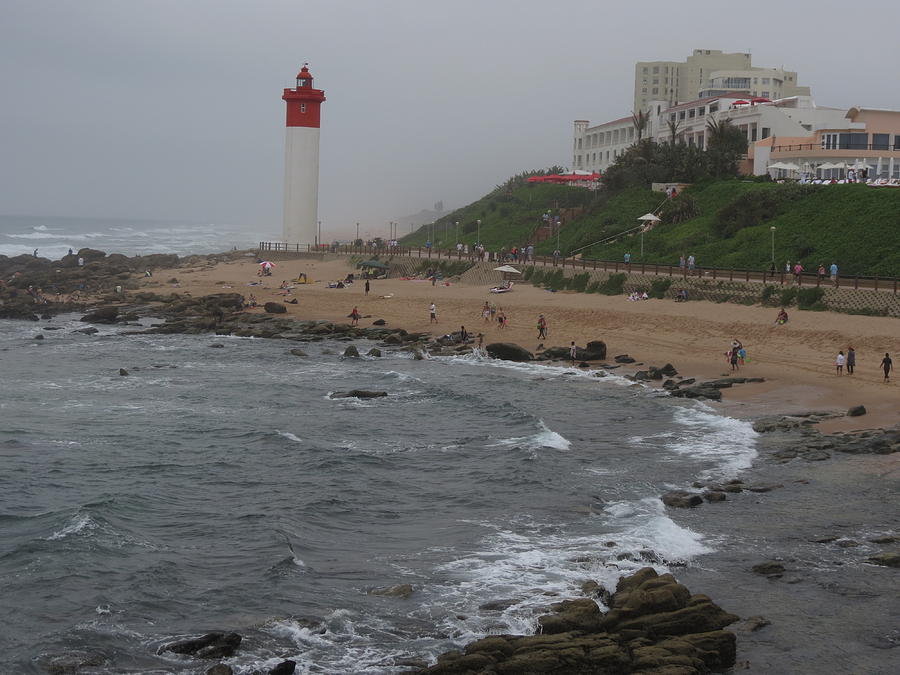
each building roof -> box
[586,115,633,131]
[665,92,747,112]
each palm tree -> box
[631,109,649,142]
[667,119,681,145]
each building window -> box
[653,66,659,74]
[761,127,771,139]
[821,133,838,149]
[696,134,704,149]
[300,103,307,113]
[653,78,659,85]
[577,139,582,149]
[642,88,647,93]
[652,88,658,94]
[643,67,648,74]
[751,126,757,142]
[872,133,890,150]
[670,113,676,121]
[839,133,868,149]
[761,91,769,98]
[894,135,900,150]
[688,109,696,118]
[761,78,770,85]
[679,111,685,120]
[708,104,718,113]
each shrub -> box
[760,285,777,304]
[797,287,826,310]
[523,266,534,281]
[570,272,590,292]
[659,195,700,224]
[586,281,600,293]
[530,268,545,285]
[648,277,673,299]
[597,273,627,295]
[543,269,565,289]
[778,287,798,306]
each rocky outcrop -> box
[418,567,737,674]
[342,345,360,358]
[661,490,704,508]
[80,306,119,323]
[368,584,415,598]
[263,302,287,314]
[867,553,900,568]
[486,343,533,362]
[164,632,242,659]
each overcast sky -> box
[3,0,900,239]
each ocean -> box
[2,220,898,674]
[0,214,274,260]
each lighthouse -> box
[282,64,326,245]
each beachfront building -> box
[753,107,900,180]
[282,64,326,246]
[574,101,668,173]
[634,49,809,113]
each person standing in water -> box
[569,341,578,365]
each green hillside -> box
[401,179,900,277]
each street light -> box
[455,221,459,244]
[356,222,359,247]
[317,220,321,249]
[556,217,562,253]
[770,226,776,263]
[476,219,481,245]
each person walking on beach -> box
[537,314,547,340]
[881,353,893,382]
[364,279,370,296]
[569,341,578,365]
[482,301,491,322]
[835,350,845,375]
[846,346,856,375]
[429,302,437,324]
[729,346,739,371]
[349,306,360,326]
[497,310,507,329]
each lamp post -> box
[356,222,359,248]
[455,221,459,244]
[770,226,776,262]
[317,220,321,249]
[556,217,562,253]
[476,219,481,245]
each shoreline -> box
[139,253,899,433]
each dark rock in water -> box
[43,326,63,330]
[342,345,360,358]
[739,616,771,632]
[847,405,867,417]
[669,384,722,401]
[118,368,128,376]
[209,343,225,348]
[633,370,653,381]
[383,333,403,345]
[165,632,242,659]
[614,354,635,363]
[478,599,520,611]
[486,343,533,362]
[33,334,44,340]
[206,665,233,675]
[867,552,900,568]
[367,347,382,357]
[580,581,613,605]
[289,348,308,357]
[330,390,387,399]
[372,318,386,325]
[661,490,703,508]
[368,583,414,598]
[811,535,840,543]
[751,561,785,576]
[263,302,287,314]
[662,379,678,390]
[747,483,783,493]
[703,490,727,502]
[80,306,119,323]
[46,650,107,674]
[421,568,738,674]
[268,660,297,675]
[836,539,861,548]
[869,535,899,544]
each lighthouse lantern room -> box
[282,64,326,246]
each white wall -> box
[283,126,320,245]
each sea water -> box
[0,316,761,673]
[0,214,273,259]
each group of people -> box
[769,261,839,286]
[726,339,747,371]
[677,254,697,272]
[835,349,893,381]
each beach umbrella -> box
[259,261,276,268]
[493,265,522,274]
[637,213,661,222]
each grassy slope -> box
[401,181,900,277]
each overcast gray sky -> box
[3,0,899,239]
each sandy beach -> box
[146,254,900,432]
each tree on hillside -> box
[706,118,748,178]
[631,110,650,142]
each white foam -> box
[492,420,571,451]
[439,350,633,387]
[47,513,97,540]
[277,430,303,443]
[669,406,759,477]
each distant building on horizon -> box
[634,49,809,113]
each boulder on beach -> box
[486,343,533,362]
[164,632,242,659]
[342,345,360,358]
[372,319,386,325]
[268,660,297,675]
[847,405,867,417]
[263,302,287,314]
[614,354,635,363]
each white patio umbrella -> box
[637,213,661,222]
[767,162,791,170]
[493,265,521,274]
[817,162,843,170]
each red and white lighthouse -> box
[282,63,326,245]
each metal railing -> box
[256,242,899,294]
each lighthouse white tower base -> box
[283,126,320,245]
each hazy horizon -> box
[3,0,900,240]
